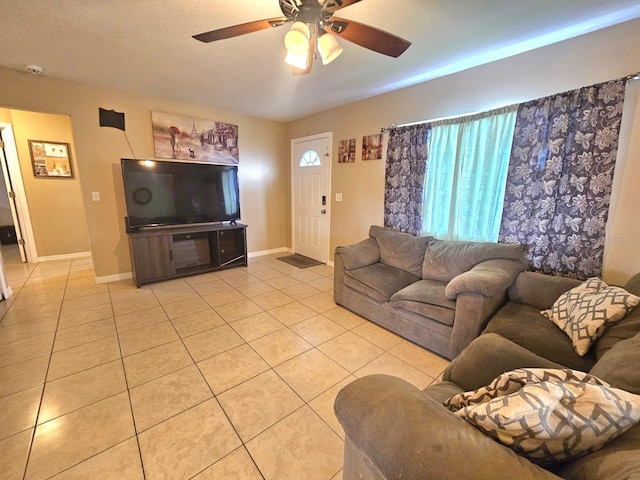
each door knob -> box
[321,209,327,214]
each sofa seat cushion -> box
[344,263,420,303]
[390,279,456,326]
[484,302,596,372]
[369,225,431,278]
[554,422,640,480]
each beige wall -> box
[285,18,640,285]
[0,68,289,280]
[1,19,639,283]
[4,109,91,257]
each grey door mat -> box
[277,254,323,269]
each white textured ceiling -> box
[1,0,640,122]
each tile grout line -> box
[153,272,269,480]
[5,254,441,479]
[109,282,148,480]
[144,261,340,477]
[20,260,72,480]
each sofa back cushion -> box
[508,271,582,310]
[369,225,430,278]
[596,273,640,359]
[422,239,525,282]
[591,332,640,395]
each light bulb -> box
[318,33,343,65]
[284,22,310,55]
[285,51,309,69]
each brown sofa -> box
[335,271,640,480]
[333,225,527,359]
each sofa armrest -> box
[443,333,566,391]
[335,374,561,480]
[445,258,526,299]
[335,237,380,271]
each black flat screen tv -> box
[121,159,240,230]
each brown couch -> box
[333,225,527,359]
[335,272,640,480]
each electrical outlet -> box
[92,192,100,201]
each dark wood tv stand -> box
[127,223,248,287]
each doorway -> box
[291,132,332,264]
[0,124,35,264]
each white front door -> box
[292,133,331,263]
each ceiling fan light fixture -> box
[284,21,311,55]
[317,32,343,65]
[284,50,309,69]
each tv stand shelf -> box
[128,223,247,287]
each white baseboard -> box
[248,247,292,258]
[94,247,316,284]
[38,251,92,262]
[95,272,133,285]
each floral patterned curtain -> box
[498,79,627,279]
[384,124,431,235]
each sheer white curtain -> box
[421,106,517,241]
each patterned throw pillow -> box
[445,368,640,465]
[540,278,640,356]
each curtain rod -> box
[380,71,640,133]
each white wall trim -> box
[95,248,328,285]
[248,247,291,258]
[95,271,133,284]
[38,251,92,262]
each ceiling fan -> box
[193,0,411,75]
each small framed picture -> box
[362,133,384,160]
[338,139,356,163]
[29,140,74,178]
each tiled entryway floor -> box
[0,248,450,480]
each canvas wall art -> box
[362,133,384,160]
[152,111,239,164]
[338,138,356,163]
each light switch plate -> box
[92,192,100,201]
[336,193,343,202]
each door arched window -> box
[299,150,321,167]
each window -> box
[299,150,321,167]
[421,107,517,241]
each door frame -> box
[290,132,333,265]
[0,122,38,262]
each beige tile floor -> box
[0,245,450,480]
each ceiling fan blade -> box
[322,0,363,14]
[326,18,411,57]
[193,17,288,43]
